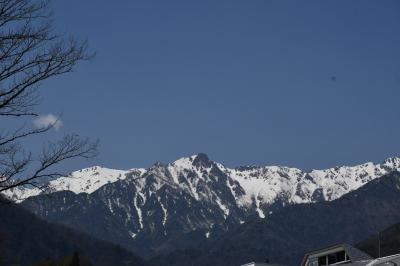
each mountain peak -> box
[192,153,212,167]
[382,156,400,167]
[153,161,165,167]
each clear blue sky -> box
[32,0,400,170]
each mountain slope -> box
[150,171,400,266]
[21,157,249,257]
[0,199,148,266]
[3,166,146,202]
[13,154,400,257]
[357,221,400,258]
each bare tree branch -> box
[0,0,98,198]
[0,135,98,192]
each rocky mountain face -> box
[150,171,400,266]
[6,154,400,257]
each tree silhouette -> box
[0,0,98,198]
[67,251,80,266]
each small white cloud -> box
[33,114,63,131]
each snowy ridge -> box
[222,157,400,217]
[4,166,146,202]
[5,154,400,219]
[125,154,400,220]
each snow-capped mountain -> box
[225,156,400,217]
[3,166,146,202]
[9,154,400,257]
[9,154,400,213]
[150,171,400,266]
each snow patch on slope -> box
[4,166,145,202]
[49,166,130,194]
[228,157,400,210]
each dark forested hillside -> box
[357,222,400,258]
[31,252,93,266]
[150,171,400,266]
[0,199,148,266]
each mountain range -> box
[3,154,400,264]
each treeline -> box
[0,200,148,266]
[31,252,93,266]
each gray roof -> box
[343,260,372,266]
[366,253,400,266]
[345,254,400,266]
